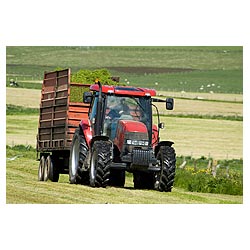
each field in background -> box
[6,46,243,93]
[6,87,243,159]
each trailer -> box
[37,69,90,181]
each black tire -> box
[43,155,59,182]
[89,140,112,187]
[133,171,155,189]
[38,156,45,181]
[48,156,59,182]
[69,128,89,184]
[109,169,126,187]
[44,155,50,181]
[155,146,176,192]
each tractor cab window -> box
[106,96,133,120]
[103,95,151,138]
[89,93,98,124]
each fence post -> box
[179,156,187,169]
[207,159,212,173]
[194,159,197,171]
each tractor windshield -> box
[103,95,152,141]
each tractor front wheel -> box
[89,140,112,187]
[155,146,176,192]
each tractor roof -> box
[90,84,156,97]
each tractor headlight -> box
[126,139,149,146]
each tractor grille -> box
[132,149,153,166]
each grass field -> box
[161,117,242,159]
[6,87,243,159]
[6,46,243,93]
[6,87,41,108]
[6,114,243,159]
[6,146,242,204]
[6,115,38,146]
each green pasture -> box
[6,46,243,93]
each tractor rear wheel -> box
[38,155,45,181]
[155,146,176,192]
[89,140,112,187]
[69,128,89,184]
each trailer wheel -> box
[69,128,89,184]
[155,146,176,192]
[89,141,112,187]
[38,156,45,181]
[43,155,59,182]
[48,156,60,182]
[44,155,50,181]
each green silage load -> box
[69,68,122,103]
[71,68,117,85]
[70,85,90,103]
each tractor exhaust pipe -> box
[95,80,102,136]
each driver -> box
[103,97,132,137]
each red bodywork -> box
[90,84,156,97]
[80,84,159,149]
[114,120,148,152]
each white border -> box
[1,0,249,249]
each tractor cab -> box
[84,85,157,145]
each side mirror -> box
[158,122,165,129]
[83,92,93,103]
[166,98,174,110]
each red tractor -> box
[69,81,176,191]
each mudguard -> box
[152,124,158,148]
[79,119,92,147]
[154,140,174,156]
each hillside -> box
[6,46,243,93]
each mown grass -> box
[154,98,242,120]
[6,145,243,204]
[159,117,242,159]
[6,115,39,146]
[6,112,243,159]
[6,87,41,108]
